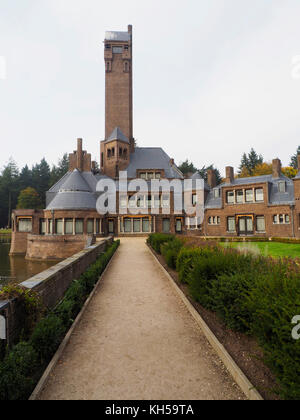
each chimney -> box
[297,154,300,170]
[77,138,83,171]
[225,166,234,184]
[272,158,282,178]
[170,158,175,166]
[207,169,216,189]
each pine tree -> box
[178,160,197,176]
[290,146,300,169]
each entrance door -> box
[238,216,253,236]
[108,219,114,235]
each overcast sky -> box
[1,0,300,175]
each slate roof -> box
[46,170,97,210]
[126,148,184,179]
[205,174,295,209]
[105,127,130,144]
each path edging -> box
[29,244,120,401]
[147,245,263,401]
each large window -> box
[87,219,94,234]
[142,219,150,233]
[18,218,32,233]
[227,217,236,232]
[55,219,63,235]
[255,188,264,202]
[133,219,141,233]
[162,194,170,208]
[256,216,265,232]
[65,219,73,235]
[163,218,170,233]
[227,191,234,204]
[236,190,244,204]
[75,219,84,234]
[245,189,254,202]
[39,219,46,235]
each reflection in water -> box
[0,243,58,287]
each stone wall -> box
[26,234,92,261]
[0,237,113,348]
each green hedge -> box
[150,234,300,400]
[147,233,174,254]
[0,240,120,400]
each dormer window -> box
[213,188,220,199]
[278,181,286,193]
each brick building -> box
[10,25,300,260]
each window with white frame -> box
[208,216,220,225]
[65,219,73,235]
[273,214,290,225]
[278,181,286,193]
[18,218,32,233]
[256,216,265,232]
[162,194,170,208]
[245,189,254,202]
[236,190,244,203]
[213,188,220,199]
[255,188,264,202]
[227,191,234,204]
[227,217,236,232]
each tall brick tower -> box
[101,25,134,177]
[104,25,133,145]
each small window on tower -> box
[113,46,123,54]
[105,44,111,49]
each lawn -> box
[220,241,300,259]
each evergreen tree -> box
[0,158,19,227]
[178,160,197,175]
[290,146,300,169]
[239,149,263,176]
[50,153,69,187]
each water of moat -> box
[0,239,57,288]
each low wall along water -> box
[0,237,113,346]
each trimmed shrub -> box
[0,342,38,400]
[147,233,174,254]
[161,238,184,269]
[30,315,66,363]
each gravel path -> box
[38,238,245,400]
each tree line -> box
[178,145,300,185]
[0,154,69,228]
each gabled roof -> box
[105,127,130,144]
[126,147,183,179]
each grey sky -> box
[1,0,300,175]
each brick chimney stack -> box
[225,167,234,184]
[207,169,216,188]
[272,158,282,179]
[77,138,83,171]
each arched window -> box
[123,148,127,157]
[112,148,115,157]
[119,147,123,157]
[107,149,111,158]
